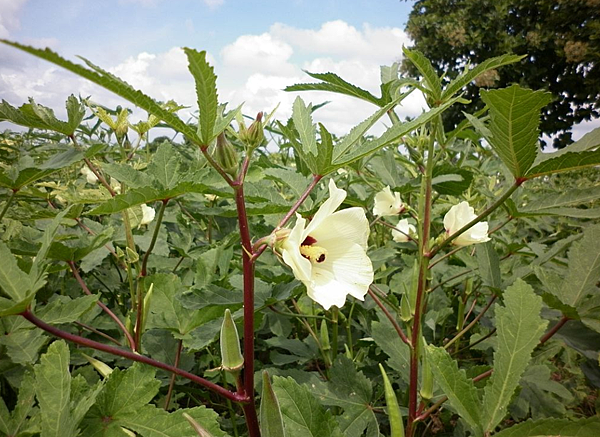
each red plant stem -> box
[68,261,136,351]
[233,184,261,437]
[368,287,411,347]
[539,315,570,344]
[164,339,183,410]
[20,309,248,403]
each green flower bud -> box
[400,293,412,322]
[214,133,238,178]
[82,353,113,378]
[183,413,216,437]
[239,112,264,149]
[220,309,244,373]
[320,320,331,352]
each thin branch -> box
[444,295,497,350]
[368,287,411,347]
[68,261,136,351]
[539,315,570,345]
[20,309,247,403]
[164,339,183,410]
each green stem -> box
[444,295,496,350]
[331,307,339,358]
[0,189,17,222]
[140,199,168,277]
[407,126,436,437]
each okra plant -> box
[1,40,599,437]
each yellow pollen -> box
[300,245,327,263]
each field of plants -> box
[0,40,599,437]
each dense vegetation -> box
[0,40,599,436]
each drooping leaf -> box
[102,163,154,189]
[371,319,411,382]
[90,363,160,420]
[402,48,441,101]
[532,126,600,167]
[38,295,99,325]
[482,279,548,434]
[432,165,474,196]
[0,372,37,437]
[480,85,552,178]
[426,346,482,432]
[35,340,99,437]
[0,40,199,142]
[525,150,600,179]
[184,48,218,145]
[560,224,600,308]
[441,54,525,101]
[285,71,381,106]
[147,142,182,190]
[0,241,32,302]
[121,405,228,437]
[272,376,344,437]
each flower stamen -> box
[300,245,328,263]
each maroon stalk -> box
[233,183,260,437]
[20,309,248,403]
[368,287,411,347]
[68,261,136,351]
[164,339,183,410]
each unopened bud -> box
[214,133,238,177]
[239,112,264,149]
[220,309,244,373]
[82,353,114,378]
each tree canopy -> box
[403,0,600,148]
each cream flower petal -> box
[281,214,312,282]
[320,241,374,297]
[373,186,404,217]
[304,179,346,236]
[308,208,369,249]
[444,201,490,246]
[279,179,373,309]
[140,204,155,225]
[392,219,416,243]
[307,269,349,310]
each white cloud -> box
[202,0,224,8]
[0,0,27,38]
[221,33,296,76]
[270,20,409,64]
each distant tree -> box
[403,0,600,148]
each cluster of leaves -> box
[0,39,599,437]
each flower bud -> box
[239,112,264,150]
[183,413,216,437]
[220,309,244,373]
[82,353,113,378]
[214,133,238,178]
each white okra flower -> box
[280,180,374,310]
[443,201,490,246]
